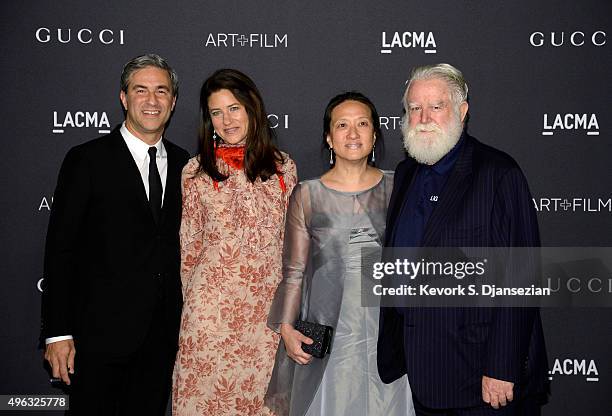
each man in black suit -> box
[377,63,548,415]
[41,54,190,415]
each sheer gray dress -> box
[265,172,414,416]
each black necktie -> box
[148,146,162,223]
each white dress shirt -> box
[46,123,168,345]
[120,122,168,204]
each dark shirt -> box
[391,135,465,247]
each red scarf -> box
[213,145,286,193]
[215,145,245,170]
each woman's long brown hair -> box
[197,68,285,182]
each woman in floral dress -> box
[172,68,297,415]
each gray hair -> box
[120,54,178,96]
[404,63,468,107]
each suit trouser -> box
[413,394,542,416]
[66,303,177,416]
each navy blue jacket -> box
[377,134,548,409]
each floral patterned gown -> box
[172,148,297,416]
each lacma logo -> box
[548,358,599,382]
[36,28,125,44]
[380,31,436,54]
[53,111,111,134]
[205,33,287,48]
[542,113,599,136]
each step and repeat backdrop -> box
[1,0,610,414]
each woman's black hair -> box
[322,91,384,166]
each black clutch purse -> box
[293,320,333,359]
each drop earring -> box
[329,147,334,165]
[371,144,376,163]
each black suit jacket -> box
[41,126,190,355]
[377,134,548,409]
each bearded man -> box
[377,63,549,415]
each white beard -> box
[402,113,464,165]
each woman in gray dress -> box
[265,92,414,416]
